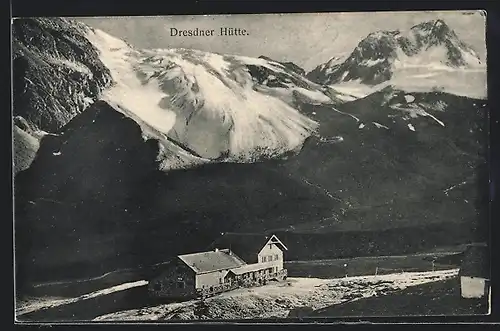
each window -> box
[219,278,223,284]
[269,255,273,261]
[269,244,272,249]
[262,256,267,262]
[274,254,279,260]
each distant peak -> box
[413,19,448,27]
[367,30,400,37]
[258,55,273,61]
[411,19,452,34]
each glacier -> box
[84,27,322,169]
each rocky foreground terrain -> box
[95,269,461,320]
[15,269,459,321]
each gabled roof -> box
[459,243,490,279]
[178,249,246,274]
[266,234,288,251]
[208,233,288,263]
[228,261,277,276]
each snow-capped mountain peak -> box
[307,19,485,88]
[407,19,482,66]
[410,19,456,46]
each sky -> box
[77,10,487,71]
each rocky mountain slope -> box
[12,18,113,172]
[307,19,484,86]
[265,85,488,259]
[293,86,487,214]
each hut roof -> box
[178,249,246,274]
[228,261,277,275]
[458,244,490,279]
[208,233,287,263]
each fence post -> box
[375,267,378,276]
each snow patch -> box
[444,180,468,196]
[408,123,416,131]
[358,123,365,129]
[319,136,344,144]
[326,54,348,67]
[391,104,446,127]
[390,67,487,99]
[329,81,390,98]
[44,55,93,77]
[373,122,389,130]
[294,87,333,104]
[404,94,415,103]
[330,67,486,100]
[335,94,358,102]
[393,47,451,70]
[234,55,285,72]
[362,58,385,66]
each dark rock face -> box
[12,18,113,132]
[307,20,483,85]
